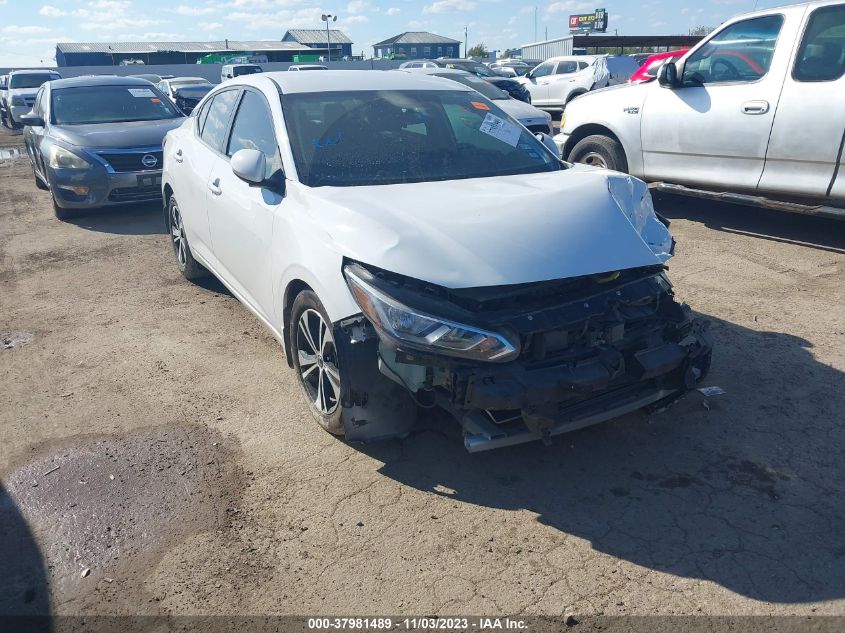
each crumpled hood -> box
[293,169,668,289]
[51,118,185,149]
[496,98,550,124]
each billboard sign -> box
[569,8,608,34]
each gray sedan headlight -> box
[344,264,519,363]
[48,145,92,170]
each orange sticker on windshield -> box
[471,101,490,111]
[151,98,161,103]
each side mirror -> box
[525,70,533,80]
[535,132,560,158]
[231,149,267,185]
[658,62,679,87]
[19,113,45,127]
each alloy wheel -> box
[170,202,187,268]
[296,309,340,415]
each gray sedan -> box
[20,76,184,220]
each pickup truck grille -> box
[97,150,163,173]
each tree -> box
[689,26,714,36]
[467,43,489,58]
[502,47,521,59]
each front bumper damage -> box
[333,265,712,452]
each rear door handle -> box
[742,100,770,115]
[208,178,222,196]
[174,149,183,163]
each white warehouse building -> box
[520,36,574,62]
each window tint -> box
[227,90,282,178]
[556,61,579,74]
[683,15,782,84]
[282,90,560,187]
[794,5,845,82]
[531,61,555,78]
[200,89,239,152]
[51,85,180,125]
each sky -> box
[0,0,798,67]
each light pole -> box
[321,13,337,62]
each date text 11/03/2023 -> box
[307,617,529,630]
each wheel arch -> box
[282,278,313,367]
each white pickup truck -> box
[555,0,845,219]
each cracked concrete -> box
[1,125,844,618]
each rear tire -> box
[291,290,346,436]
[568,134,629,173]
[167,195,205,281]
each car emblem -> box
[141,154,158,168]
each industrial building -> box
[282,29,354,59]
[372,32,461,60]
[55,40,319,67]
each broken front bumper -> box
[334,266,712,452]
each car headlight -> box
[11,95,26,106]
[48,145,91,170]
[344,264,520,363]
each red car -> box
[629,49,689,83]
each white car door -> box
[546,60,587,106]
[205,88,282,321]
[759,3,845,198]
[521,60,556,105]
[639,12,794,191]
[175,88,240,261]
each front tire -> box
[167,196,205,281]
[51,193,75,221]
[291,290,345,436]
[568,134,629,173]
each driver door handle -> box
[742,100,770,115]
[208,178,222,196]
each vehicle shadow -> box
[67,202,166,236]
[364,315,845,603]
[0,484,50,620]
[654,192,845,255]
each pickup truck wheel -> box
[569,134,629,173]
[291,290,346,436]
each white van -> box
[220,64,263,82]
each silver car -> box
[21,75,184,220]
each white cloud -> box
[170,5,218,16]
[423,0,476,14]
[345,15,369,24]
[2,25,52,34]
[386,7,400,16]
[39,5,68,17]
[198,21,223,31]
[546,1,594,13]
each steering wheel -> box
[711,58,741,82]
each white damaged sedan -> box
[162,70,712,452]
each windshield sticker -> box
[128,88,156,98]
[470,101,490,111]
[151,98,161,103]
[479,112,521,147]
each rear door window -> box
[199,89,240,153]
[794,5,845,82]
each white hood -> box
[293,169,669,289]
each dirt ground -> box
[1,124,844,620]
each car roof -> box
[48,75,161,89]
[9,69,61,75]
[545,56,596,63]
[233,70,475,94]
[168,77,209,83]
[400,67,471,76]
